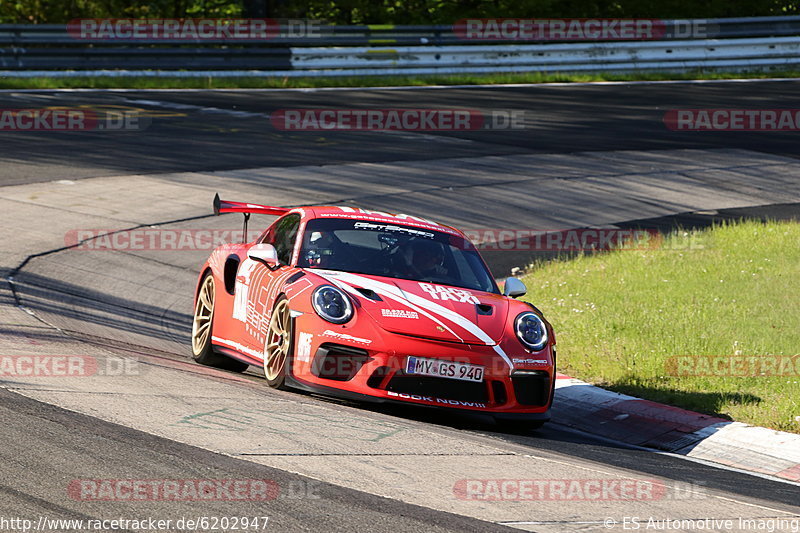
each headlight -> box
[515,311,548,351]
[312,285,353,324]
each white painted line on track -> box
[120,97,270,118]
[533,431,800,488]
[542,422,800,487]
[651,450,800,488]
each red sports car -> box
[192,195,556,427]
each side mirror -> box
[248,243,279,266]
[503,277,527,298]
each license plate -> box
[405,356,484,382]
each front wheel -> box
[263,296,292,390]
[191,273,248,373]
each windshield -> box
[298,218,499,294]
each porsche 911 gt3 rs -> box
[192,195,556,427]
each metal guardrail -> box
[2,16,800,45]
[291,37,800,71]
[0,17,799,76]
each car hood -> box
[309,270,509,345]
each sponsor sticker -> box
[381,309,419,319]
[419,283,480,304]
[354,221,434,239]
[322,330,372,345]
[386,390,487,408]
[513,358,548,365]
[316,210,459,236]
[296,332,313,362]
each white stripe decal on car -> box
[313,271,514,372]
[211,336,265,362]
[315,272,464,342]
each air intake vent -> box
[476,303,493,315]
[286,272,306,284]
[355,287,382,301]
[311,343,371,381]
[367,366,391,389]
[511,371,551,406]
[491,380,507,405]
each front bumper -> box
[290,312,555,416]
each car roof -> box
[293,206,464,237]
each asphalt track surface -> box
[2,79,800,185]
[0,81,799,531]
[0,388,513,533]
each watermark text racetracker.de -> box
[269,109,527,131]
[0,108,147,132]
[68,18,323,40]
[454,478,706,501]
[664,109,800,131]
[0,355,139,377]
[666,355,800,377]
[64,228,706,252]
[453,18,710,40]
[68,478,320,501]
[463,228,705,252]
[64,229,264,251]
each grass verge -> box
[521,220,800,432]
[1,69,800,89]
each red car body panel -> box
[195,203,555,420]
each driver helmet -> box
[305,231,337,267]
[410,239,444,274]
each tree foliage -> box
[1,0,797,24]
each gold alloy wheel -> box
[191,275,215,356]
[264,298,291,382]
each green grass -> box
[521,220,800,432]
[2,69,800,89]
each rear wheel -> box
[264,296,292,390]
[191,274,248,373]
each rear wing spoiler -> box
[213,193,290,243]
[213,193,290,217]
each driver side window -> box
[264,214,301,265]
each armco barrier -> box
[0,16,798,76]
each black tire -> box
[191,273,249,373]
[263,295,292,390]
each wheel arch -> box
[194,266,214,303]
